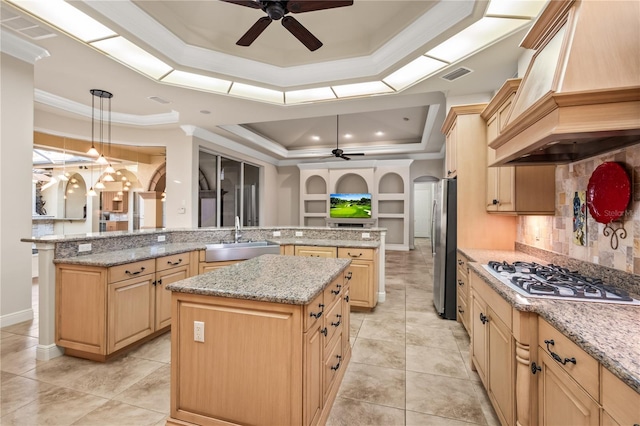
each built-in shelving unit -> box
[298,160,412,250]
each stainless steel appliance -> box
[484,261,640,305]
[432,178,457,319]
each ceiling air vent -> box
[148,96,171,104]
[440,67,473,82]
[1,4,56,40]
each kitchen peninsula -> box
[165,254,352,426]
[22,226,385,361]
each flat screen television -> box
[330,193,372,218]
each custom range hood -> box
[490,0,640,166]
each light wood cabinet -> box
[445,121,458,178]
[167,274,350,426]
[441,105,516,250]
[601,367,640,426]
[456,253,470,333]
[56,252,193,361]
[338,247,378,309]
[281,244,294,255]
[482,79,556,215]
[101,191,128,213]
[295,245,337,258]
[470,271,514,426]
[106,221,128,231]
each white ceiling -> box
[1,0,538,164]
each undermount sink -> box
[205,241,280,262]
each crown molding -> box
[34,90,180,126]
[0,29,49,64]
[81,0,475,88]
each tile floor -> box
[0,238,499,425]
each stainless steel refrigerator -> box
[432,178,457,319]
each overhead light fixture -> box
[103,173,115,182]
[91,37,173,80]
[331,81,394,98]
[229,82,284,104]
[383,56,448,91]
[89,89,113,162]
[285,87,336,104]
[105,164,115,174]
[162,70,231,94]
[95,181,106,190]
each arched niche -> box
[335,173,368,194]
[379,172,404,193]
[148,163,166,193]
[305,175,327,195]
[64,173,87,218]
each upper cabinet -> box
[102,191,128,213]
[482,80,556,215]
[489,0,640,166]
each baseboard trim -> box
[0,308,34,328]
[36,344,65,361]
[378,291,386,302]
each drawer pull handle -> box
[330,355,342,371]
[321,327,327,337]
[331,314,342,327]
[458,259,464,266]
[125,267,145,276]
[345,272,353,281]
[544,339,577,365]
[457,279,464,286]
[531,362,541,375]
[344,295,349,303]
[348,252,362,258]
[458,308,464,314]
[331,284,342,295]
[309,304,324,319]
[479,313,489,325]
[167,259,182,266]
[152,279,162,286]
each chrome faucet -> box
[234,216,242,243]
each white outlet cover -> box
[362,232,370,239]
[158,235,166,242]
[295,231,303,237]
[273,231,281,237]
[194,321,204,342]
[78,243,91,252]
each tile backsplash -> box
[518,143,640,274]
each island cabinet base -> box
[167,280,350,426]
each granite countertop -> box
[274,238,380,248]
[52,243,205,267]
[166,254,351,305]
[458,247,640,393]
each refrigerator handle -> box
[431,200,437,256]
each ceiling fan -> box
[220,0,354,51]
[331,115,364,160]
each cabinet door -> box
[344,261,373,308]
[304,323,323,426]
[471,293,488,385]
[446,122,457,178]
[108,274,155,353]
[199,260,240,274]
[487,309,514,425]
[537,350,600,426]
[342,287,351,359]
[294,246,337,258]
[155,265,189,330]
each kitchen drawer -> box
[457,270,468,299]
[538,318,599,401]
[156,252,189,272]
[304,291,325,332]
[457,254,469,277]
[470,272,511,327]
[323,275,344,307]
[338,247,374,261]
[323,297,343,352]
[323,332,343,399]
[602,366,640,425]
[108,259,155,284]
[457,292,469,332]
[295,245,337,258]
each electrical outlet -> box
[361,232,370,239]
[177,207,186,214]
[194,321,204,343]
[78,243,91,253]
[273,231,281,237]
[157,235,166,242]
[295,231,303,237]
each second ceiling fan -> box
[331,115,364,160]
[220,0,354,51]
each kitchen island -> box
[165,254,352,426]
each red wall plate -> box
[586,162,631,224]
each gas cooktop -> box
[483,261,640,305]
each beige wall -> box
[518,143,640,274]
[1,53,36,326]
[275,166,300,226]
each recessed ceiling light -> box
[375,131,384,136]
[200,110,211,115]
[344,134,353,139]
[311,135,320,141]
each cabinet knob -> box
[531,362,541,375]
[458,307,464,314]
[457,279,464,286]
[479,313,489,324]
[492,199,499,205]
[321,327,327,337]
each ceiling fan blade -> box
[281,16,322,51]
[237,16,272,46]
[287,0,354,13]
[218,0,263,9]
[341,155,351,160]
[345,152,365,156]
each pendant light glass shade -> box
[88,187,97,197]
[105,164,115,174]
[87,145,99,156]
[95,181,106,190]
[96,154,108,165]
[103,173,115,182]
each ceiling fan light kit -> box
[221,0,354,51]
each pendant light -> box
[88,89,113,165]
[58,138,69,181]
